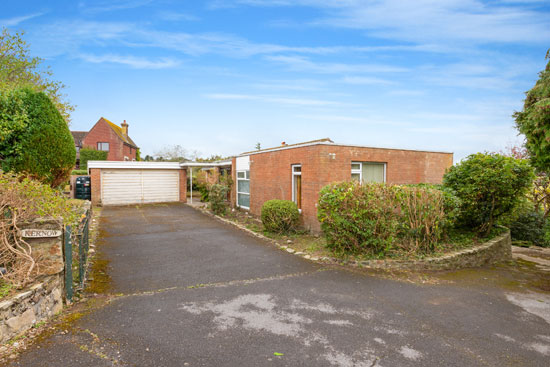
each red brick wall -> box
[82,118,137,161]
[179,169,187,203]
[90,168,101,205]
[231,144,453,232]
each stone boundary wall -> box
[342,230,512,270]
[0,274,63,344]
[191,205,512,271]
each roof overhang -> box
[87,161,182,171]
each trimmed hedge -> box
[79,148,108,170]
[317,182,454,256]
[0,88,76,187]
[71,170,88,176]
[261,199,300,233]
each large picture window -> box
[237,170,250,209]
[292,164,302,210]
[351,162,386,183]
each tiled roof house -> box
[80,117,139,161]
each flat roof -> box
[238,140,453,157]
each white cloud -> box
[228,0,550,44]
[204,93,340,106]
[0,13,44,27]
[78,0,155,14]
[266,55,408,74]
[79,53,180,69]
[157,11,200,22]
[342,76,396,85]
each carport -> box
[87,160,232,206]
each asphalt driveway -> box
[9,203,550,366]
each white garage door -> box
[101,169,180,205]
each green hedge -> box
[71,170,88,176]
[261,199,300,233]
[0,88,76,187]
[317,182,455,256]
[510,209,549,247]
[443,153,534,235]
[80,148,108,170]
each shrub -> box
[317,182,452,256]
[71,169,88,176]
[261,199,300,233]
[79,148,108,170]
[0,88,76,187]
[209,184,229,215]
[443,153,535,235]
[510,209,548,247]
[318,182,398,255]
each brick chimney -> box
[121,120,129,135]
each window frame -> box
[351,161,387,184]
[236,169,250,209]
[291,164,302,211]
[97,142,110,151]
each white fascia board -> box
[237,142,452,157]
[87,161,182,170]
[331,143,453,155]
[180,162,232,167]
[238,142,329,157]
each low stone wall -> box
[325,230,513,271]
[0,274,63,344]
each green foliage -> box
[514,51,550,172]
[135,148,141,161]
[71,170,88,176]
[0,28,73,122]
[79,148,108,170]
[261,199,300,234]
[443,153,535,235]
[0,88,76,187]
[317,182,452,256]
[209,184,229,215]
[510,209,549,247]
[0,279,13,299]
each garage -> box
[87,161,184,205]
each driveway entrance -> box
[8,204,550,367]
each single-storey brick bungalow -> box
[87,138,452,231]
[230,138,453,231]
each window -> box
[351,162,386,183]
[97,142,110,151]
[292,164,302,210]
[237,170,250,209]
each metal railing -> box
[63,209,91,302]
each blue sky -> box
[2,0,549,161]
